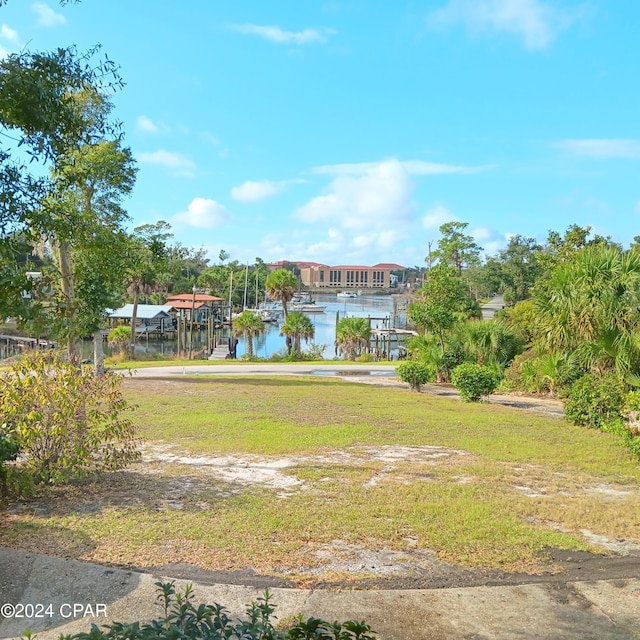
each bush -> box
[564,372,626,429]
[0,350,140,486]
[304,342,327,360]
[502,349,581,397]
[59,581,377,640]
[397,361,433,392]
[0,432,19,499]
[451,363,499,402]
[618,390,640,458]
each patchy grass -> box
[125,377,640,474]
[2,375,639,584]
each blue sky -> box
[1,0,638,267]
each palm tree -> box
[534,244,640,377]
[456,320,522,367]
[265,268,298,319]
[280,311,314,358]
[335,316,371,361]
[233,310,264,359]
[107,326,131,357]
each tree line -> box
[402,220,640,458]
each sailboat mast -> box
[243,263,249,310]
[255,270,259,308]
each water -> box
[243,293,399,360]
[6,294,406,362]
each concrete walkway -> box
[126,362,398,378]
[1,549,639,639]
[480,294,505,320]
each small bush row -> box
[51,582,376,640]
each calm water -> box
[3,293,407,362]
[238,293,403,359]
[110,293,404,360]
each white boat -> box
[291,302,327,313]
[243,307,279,322]
[337,291,358,298]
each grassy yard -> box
[2,375,639,584]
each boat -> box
[242,308,279,323]
[291,302,326,313]
[337,291,358,298]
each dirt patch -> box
[141,444,471,497]
[6,442,640,590]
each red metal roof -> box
[167,293,224,302]
[166,301,207,310]
[267,260,326,268]
[331,264,404,270]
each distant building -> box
[267,261,405,289]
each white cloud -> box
[0,24,19,58]
[1,25,18,42]
[471,226,493,242]
[136,116,160,134]
[229,23,335,45]
[231,180,286,202]
[32,2,67,28]
[296,159,414,231]
[428,0,585,51]
[173,198,230,229]
[260,225,411,266]
[138,150,196,176]
[422,205,457,229]
[314,159,488,176]
[555,139,640,159]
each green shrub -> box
[620,391,640,457]
[303,343,327,360]
[502,349,581,397]
[451,363,499,402]
[58,581,377,640]
[356,352,373,362]
[564,372,626,429]
[0,432,19,499]
[0,350,140,486]
[397,361,434,392]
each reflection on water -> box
[310,370,397,377]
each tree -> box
[408,264,469,350]
[497,235,542,303]
[432,221,482,275]
[335,316,371,360]
[232,311,264,359]
[265,268,298,319]
[107,325,131,357]
[43,129,137,363]
[408,264,475,381]
[280,311,314,358]
[533,244,640,377]
[124,235,157,359]
[456,320,522,368]
[0,46,130,361]
[536,224,619,274]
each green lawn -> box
[2,375,639,583]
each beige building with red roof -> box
[268,262,405,289]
